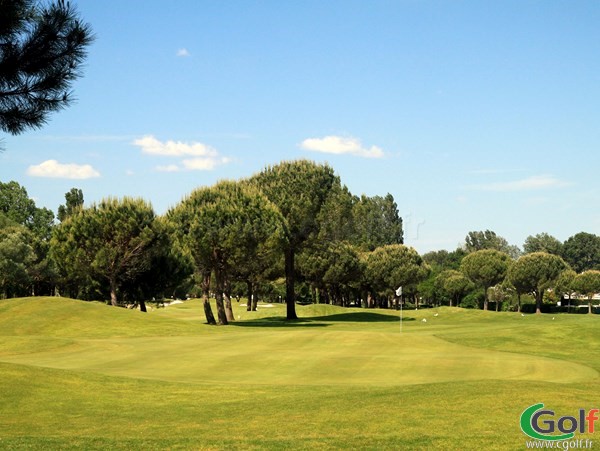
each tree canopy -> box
[0,0,94,138]
[572,270,600,314]
[464,230,520,259]
[57,187,83,222]
[365,244,429,302]
[523,233,563,255]
[168,180,286,325]
[3,164,600,319]
[50,197,165,308]
[460,249,510,310]
[507,252,569,314]
[250,160,338,320]
[561,232,600,273]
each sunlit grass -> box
[0,297,598,449]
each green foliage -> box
[251,159,337,248]
[460,249,510,310]
[0,224,35,297]
[120,218,193,305]
[0,0,94,136]
[314,183,356,244]
[554,268,577,299]
[50,197,165,306]
[436,269,474,307]
[460,289,484,309]
[169,180,286,324]
[57,187,84,222]
[422,248,466,271]
[0,180,36,225]
[351,193,403,251]
[364,244,429,298]
[0,181,56,296]
[251,160,339,319]
[298,241,363,305]
[523,232,563,255]
[561,232,600,273]
[464,229,520,259]
[572,270,600,314]
[0,180,55,240]
[507,252,568,314]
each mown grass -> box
[0,297,598,449]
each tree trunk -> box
[535,290,542,315]
[483,286,489,311]
[224,280,234,322]
[202,272,217,325]
[367,292,373,308]
[246,280,253,311]
[139,299,147,312]
[517,293,521,313]
[250,291,257,311]
[589,298,593,314]
[214,270,228,325]
[110,278,118,306]
[284,247,298,320]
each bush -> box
[460,290,484,309]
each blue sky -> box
[2,0,599,253]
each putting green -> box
[1,327,595,386]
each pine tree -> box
[1,0,93,137]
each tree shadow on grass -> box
[230,311,416,328]
[309,311,416,323]
[229,317,330,328]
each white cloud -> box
[300,135,384,158]
[176,48,191,57]
[133,135,217,157]
[468,175,571,192]
[27,160,100,179]
[135,135,233,172]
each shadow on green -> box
[310,311,415,323]
[229,317,330,328]
[231,311,415,328]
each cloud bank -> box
[27,160,100,179]
[300,135,384,158]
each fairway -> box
[1,297,599,449]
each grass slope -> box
[0,297,598,449]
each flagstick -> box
[400,294,403,333]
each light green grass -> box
[0,297,598,449]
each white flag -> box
[395,286,402,297]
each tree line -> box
[1,161,600,323]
